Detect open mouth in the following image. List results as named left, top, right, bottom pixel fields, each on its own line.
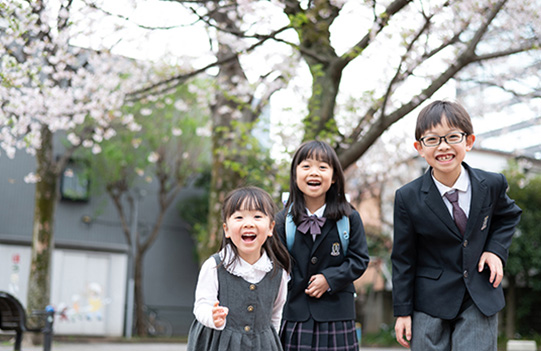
left=436, top=154, right=454, bottom=162
left=241, top=234, right=257, bottom=242
left=307, top=180, right=321, bottom=187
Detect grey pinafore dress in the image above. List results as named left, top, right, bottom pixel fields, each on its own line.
left=187, top=254, right=283, bottom=351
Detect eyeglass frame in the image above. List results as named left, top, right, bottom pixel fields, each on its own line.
left=418, top=132, right=468, bottom=147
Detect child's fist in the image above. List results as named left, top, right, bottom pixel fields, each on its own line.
left=212, top=301, right=229, bottom=328
left=305, top=274, right=329, bottom=299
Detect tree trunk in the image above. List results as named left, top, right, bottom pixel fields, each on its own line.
left=505, top=276, right=517, bottom=339
left=304, top=62, right=342, bottom=141
left=27, top=127, right=57, bottom=327
left=134, top=246, right=146, bottom=336
left=284, top=1, right=344, bottom=142
left=202, top=17, right=255, bottom=262
left=204, top=111, right=247, bottom=262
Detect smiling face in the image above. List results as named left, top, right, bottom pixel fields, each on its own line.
left=414, top=117, right=475, bottom=187
left=223, top=207, right=274, bottom=264
left=295, top=158, right=334, bottom=212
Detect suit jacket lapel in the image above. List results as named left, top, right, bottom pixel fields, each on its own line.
left=464, top=163, right=487, bottom=237
left=421, top=169, right=461, bottom=237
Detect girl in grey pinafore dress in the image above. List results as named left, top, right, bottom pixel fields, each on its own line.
left=188, top=254, right=283, bottom=351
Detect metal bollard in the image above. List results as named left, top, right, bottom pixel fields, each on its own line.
left=42, top=305, right=55, bottom=351
left=31, top=305, right=55, bottom=351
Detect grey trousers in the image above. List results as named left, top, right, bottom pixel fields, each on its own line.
left=411, top=305, right=497, bottom=351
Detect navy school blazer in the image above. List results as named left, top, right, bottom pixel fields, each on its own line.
left=276, top=207, right=370, bottom=322
left=391, top=162, right=522, bottom=319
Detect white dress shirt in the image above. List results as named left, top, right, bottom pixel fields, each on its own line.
left=432, top=165, right=472, bottom=217
left=192, top=245, right=288, bottom=331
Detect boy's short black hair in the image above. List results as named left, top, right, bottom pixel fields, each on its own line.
left=415, top=100, right=474, bottom=140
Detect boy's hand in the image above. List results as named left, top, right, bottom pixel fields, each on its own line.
left=212, top=301, right=229, bottom=328
left=305, top=274, right=329, bottom=299
left=394, top=316, right=412, bottom=348
left=478, top=252, right=503, bottom=288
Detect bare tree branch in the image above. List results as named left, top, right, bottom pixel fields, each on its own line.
left=338, top=0, right=517, bottom=168
left=340, top=0, right=413, bottom=67
left=83, top=0, right=190, bottom=30
left=126, top=24, right=290, bottom=101
left=458, top=77, right=541, bottom=100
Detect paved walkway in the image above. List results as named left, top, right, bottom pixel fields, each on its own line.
left=0, top=341, right=404, bottom=351
left=0, top=343, right=186, bottom=351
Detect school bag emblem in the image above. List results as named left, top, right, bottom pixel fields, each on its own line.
left=331, top=242, right=341, bottom=256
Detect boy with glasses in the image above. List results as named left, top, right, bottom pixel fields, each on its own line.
left=392, top=100, right=521, bottom=350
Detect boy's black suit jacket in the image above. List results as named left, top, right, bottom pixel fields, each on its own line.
left=276, top=207, right=369, bottom=322
left=392, top=162, right=522, bottom=319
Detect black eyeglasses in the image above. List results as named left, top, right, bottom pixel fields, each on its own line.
left=419, top=132, right=467, bottom=147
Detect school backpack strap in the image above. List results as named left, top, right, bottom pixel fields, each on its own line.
left=336, top=215, right=350, bottom=255
left=285, top=209, right=296, bottom=251
left=285, top=205, right=350, bottom=255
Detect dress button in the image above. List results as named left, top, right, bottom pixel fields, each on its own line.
left=249, top=284, right=256, bottom=291
left=244, top=325, right=251, bottom=332
left=463, top=270, right=468, bottom=278
left=463, top=240, right=468, bottom=248
left=247, top=305, right=254, bottom=312
left=311, top=256, right=318, bottom=264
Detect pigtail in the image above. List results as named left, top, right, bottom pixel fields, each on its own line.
left=219, top=186, right=289, bottom=274
left=264, top=232, right=291, bottom=276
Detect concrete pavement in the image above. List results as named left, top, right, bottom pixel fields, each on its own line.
left=0, top=340, right=405, bottom=351
left=0, top=342, right=405, bottom=351
left=0, top=343, right=187, bottom=351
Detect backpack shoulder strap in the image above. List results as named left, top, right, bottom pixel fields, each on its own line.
left=336, top=215, right=350, bottom=255
left=285, top=207, right=296, bottom=251
left=286, top=206, right=350, bottom=255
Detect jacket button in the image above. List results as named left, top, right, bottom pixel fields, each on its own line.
left=244, top=325, right=251, bottom=332
left=247, top=305, right=254, bottom=312
left=249, top=284, right=256, bottom=290
left=463, top=240, right=468, bottom=248
left=311, top=257, right=318, bottom=264
left=463, top=270, right=468, bottom=278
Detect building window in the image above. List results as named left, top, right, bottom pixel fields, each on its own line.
left=60, top=160, right=90, bottom=202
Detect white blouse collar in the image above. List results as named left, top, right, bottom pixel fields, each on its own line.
left=306, top=203, right=326, bottom=217
left=219, top=245, right=273, bottom=280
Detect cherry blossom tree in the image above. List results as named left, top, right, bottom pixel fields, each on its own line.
left=82, top=79, right=211, bottom=335
left=0, top=0, right=148, bottom=322
left=64, top=0, right=541, bottom=262
left=277, top=0, right=541, bottom=167
left=142, top=1, right=540, bottom=165
left=196, top=2, right=292, bottom=261
left=128, top=0, right=294, bottom=260
left=142, top=0, right=541, bottom=258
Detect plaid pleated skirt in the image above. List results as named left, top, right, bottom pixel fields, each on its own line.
left=280, top=318, right=359, bottom=351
